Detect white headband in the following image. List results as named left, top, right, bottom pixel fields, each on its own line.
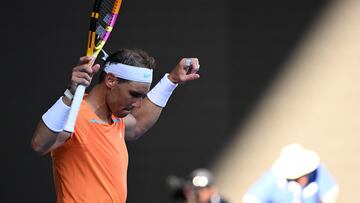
left=104, top=63, right=153, bottom=83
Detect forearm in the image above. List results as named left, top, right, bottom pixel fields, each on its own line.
left=126, top=97, right=162, bottom=140
left=31, top=96, right=72, bottom=154
left=31, top=121, right=71, bottom=155
left=126, top=73, right=178, bottom=140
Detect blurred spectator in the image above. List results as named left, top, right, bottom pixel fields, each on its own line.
left=243, top=143, right=339, bottom=203
left=167, top=168, right=228, bottom=203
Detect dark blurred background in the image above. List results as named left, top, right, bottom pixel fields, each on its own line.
left=1, top=0, right=327, bottom=202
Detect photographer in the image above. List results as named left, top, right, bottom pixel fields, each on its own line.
left=168, top=169, right=228, bottom=203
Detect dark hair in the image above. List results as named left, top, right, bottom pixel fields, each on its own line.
left=98, top=48, right=156, bottom=83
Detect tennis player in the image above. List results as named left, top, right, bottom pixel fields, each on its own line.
left=31, top=48, right=200, bottom=203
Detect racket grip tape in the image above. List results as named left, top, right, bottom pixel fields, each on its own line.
left=63, top=85, right=86, bottom=133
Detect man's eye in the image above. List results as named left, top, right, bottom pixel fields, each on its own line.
left=130, top=91, right=143, bottom=98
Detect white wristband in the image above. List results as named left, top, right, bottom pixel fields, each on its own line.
left=64, top=88, right=74, bottom=100
left=147, top=73, right=178, bottom=107
left=42, top=97, right=70, bottom=132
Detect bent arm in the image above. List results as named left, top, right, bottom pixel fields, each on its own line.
left=31, top=56, right=100, bottom=154
left=124, top=97, right=162, bottom=141
left=124, top=58, right=200, bottom=140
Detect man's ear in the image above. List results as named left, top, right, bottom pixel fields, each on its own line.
left=104, top=73, right=118, bottom=88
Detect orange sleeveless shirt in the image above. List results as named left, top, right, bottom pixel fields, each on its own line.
left=51, top=99, right=128, bottom=203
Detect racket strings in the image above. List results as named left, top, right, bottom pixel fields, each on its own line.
left=101, top=0, right=116, bottom=12
left=99, top=0, right=116, bottom=21
left=95, top=0, right=117, bottom=39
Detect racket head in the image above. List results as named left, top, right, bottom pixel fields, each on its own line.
left=87, top=0, right=122, bottom=59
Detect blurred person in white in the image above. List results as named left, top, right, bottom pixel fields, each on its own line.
left=243, top=143, right=339, bottom=203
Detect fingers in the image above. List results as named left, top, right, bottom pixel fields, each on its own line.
left=92, top=64, right=101, bottom=74
left=72, top=71, right=92, bottom=86
left=183, top=58, right=200, bottom=74
left=74, top=57, right=95, bottom=74
left=70, top=56, right=100, bottom=88
left=168, top=57, right=201, bottom=84
left=192, top=58, right=200, bottom=73
left=78, top=56, right=93, bottom=66
left=184, top=73, right=200, bottom=81
left=181, top=58, right=201, bottom=82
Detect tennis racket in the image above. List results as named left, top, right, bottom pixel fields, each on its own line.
left=64, top=0, right=122, bottom=132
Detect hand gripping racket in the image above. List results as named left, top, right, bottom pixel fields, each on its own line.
left=64, top=0, right=122, bottom=132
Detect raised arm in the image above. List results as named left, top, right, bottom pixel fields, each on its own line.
left=124, top=58, right=200, bottom=140
left=31, top=56, right=100, bottom=155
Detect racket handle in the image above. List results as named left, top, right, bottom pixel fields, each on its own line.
left=63, top=84, right=86, bottom=133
